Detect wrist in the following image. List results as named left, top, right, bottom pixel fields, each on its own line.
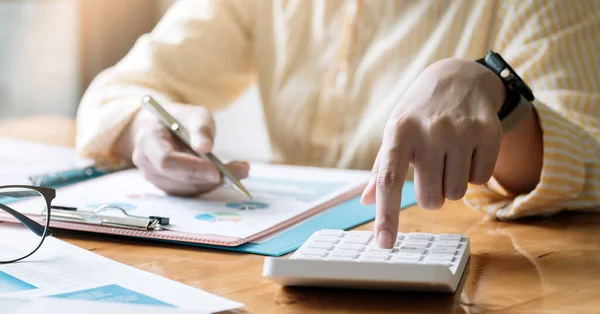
left=480, top=63, right=507, bottom=113
left=475, top=50, right=537, bottom=136
left=114, top=107, right=154, bottom=161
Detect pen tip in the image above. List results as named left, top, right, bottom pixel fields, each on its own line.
left=235, top=184, right=253, bottom=200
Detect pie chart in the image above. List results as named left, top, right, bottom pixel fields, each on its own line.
left=195, top=212, right=242, bottom=222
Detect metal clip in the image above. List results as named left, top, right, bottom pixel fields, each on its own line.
left=43, top=204, right=169, bottom=231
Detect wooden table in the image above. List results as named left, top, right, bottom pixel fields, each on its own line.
left=2, top=116, right=600, bottom=314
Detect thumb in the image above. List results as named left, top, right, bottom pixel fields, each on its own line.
left=360, top=177, right=376, bottom=205
left=361, top=154, right=380, bottom=205
left=188, top=111, right=216, bottom=154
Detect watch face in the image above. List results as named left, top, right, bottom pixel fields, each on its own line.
left=485, top=52, right=506, bottom=73
left=486, top=51, right=535, bottom=101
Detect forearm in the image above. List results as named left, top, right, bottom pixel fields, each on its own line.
left=492, top=102, right=544, bottom=195
left=463, top=0, right=599, bottom=218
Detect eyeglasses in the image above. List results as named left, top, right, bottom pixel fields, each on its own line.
left=0, top=185, right=55, bottom=264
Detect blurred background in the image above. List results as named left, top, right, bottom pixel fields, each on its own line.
left=0, top=0, right=272, bottom=162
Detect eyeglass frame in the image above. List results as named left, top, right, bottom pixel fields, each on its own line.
left=0, top=185, right=55, bottom=264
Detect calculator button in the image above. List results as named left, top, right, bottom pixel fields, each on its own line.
left=394, top=253, right=422, bottom=260
left=428, top=254, right=454, bottom=261
left=331, top=250, right=359, bottom=258
left=366, top=246, right=394, bottom=253
left=346, top=231, right=372, bottom=236
left=342, top=237, right=371, bottom=245
left=313, top=235, right=340, bottom=243
left=337, top=243, right=364, bottom=251
left=362, top=252, right=390, bottom=259
left=438, top=234, right=463, bottom=241
left=299, top=248, right=329, bottom=256
left=433, top=240, right=460, bottom=248
left=407, top=233, right=433, bottom=240
left=345, top=233, right=372, bottom=239
left=424, top=260, right=452, bottom=266
left=307, top=242, right=333, bottom=249
left=318, top=230, right=345, bottom=237
left=403, top=239, right=430, bottom=247
left=345, top=233, right=372, bottom=240
left=431, top=247, right=456, bottom=254
left=398, top=246, right=426, bottom=254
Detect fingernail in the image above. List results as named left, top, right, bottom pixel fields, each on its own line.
left=232, top=161, right=249, bottom=170
left=233, top=167, right=249, bottom=179
left=377, top=230, right=394, bottom=248
left=198, top=168, right=220, bottom=183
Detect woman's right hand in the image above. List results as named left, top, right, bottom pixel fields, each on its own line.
left=118, top=103, right=249, bottom=196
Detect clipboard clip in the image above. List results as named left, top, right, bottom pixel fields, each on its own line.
left=43, top=205, right=170, bottom=231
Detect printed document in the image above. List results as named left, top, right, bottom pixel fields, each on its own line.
left=21, top=163, right=369, bottom=239
left=1, top=297, right=212, bottom=314
left=0, top=137, right=91, bottom=186
left=0, top=225, right=242, bottom=312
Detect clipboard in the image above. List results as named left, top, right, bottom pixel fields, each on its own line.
left=3, top=164, right=372, bottom=248
left=40, top=183, right=417, bottom=257
left=1, top=164, right=417, bottom=256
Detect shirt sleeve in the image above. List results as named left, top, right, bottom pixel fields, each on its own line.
left=463, top=0, right=600, bottom=219
left=75, top=0, right=256, bottom=164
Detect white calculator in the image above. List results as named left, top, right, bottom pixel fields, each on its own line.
left=263, top=229, right=470, bottom=292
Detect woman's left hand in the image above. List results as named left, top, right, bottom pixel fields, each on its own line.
left=361, top=58, right=506, bottom=248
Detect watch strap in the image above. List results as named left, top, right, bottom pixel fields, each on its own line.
left=499, top=91, right=531, bottom=133
left=476, top=57, right=528, bottom=133
left=496, top=84, right=520, bottom=120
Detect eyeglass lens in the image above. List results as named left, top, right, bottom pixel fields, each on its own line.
left=0, top=187, right=50, bottom=263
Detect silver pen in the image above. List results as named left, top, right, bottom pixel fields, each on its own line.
left=141, top=95, right=253, bottom=199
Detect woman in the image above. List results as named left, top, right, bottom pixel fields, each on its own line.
left=76, top=0, right=600, bottom=248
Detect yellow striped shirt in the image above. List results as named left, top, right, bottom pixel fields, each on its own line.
left=76, top=0, right=600, bottom=219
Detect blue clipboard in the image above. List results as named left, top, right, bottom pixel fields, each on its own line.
left=187, top=181, right=416, bottom=256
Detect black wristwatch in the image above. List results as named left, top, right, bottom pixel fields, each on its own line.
left=476, top=50, right=535, bottom=133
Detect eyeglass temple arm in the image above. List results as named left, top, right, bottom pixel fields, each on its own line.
left=0, top=190, right=43, bottom=198
left=0, top=203, right=48, bottom=237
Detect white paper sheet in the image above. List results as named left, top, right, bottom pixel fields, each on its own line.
left=0, top=137, right=91, bottom=186
left=1, top=297, right=211, bottom=314
left=0, top=225, right=242, bottom=313
left=19, top=163, right=369, bottom=239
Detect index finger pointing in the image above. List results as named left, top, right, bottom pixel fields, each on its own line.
left=374, top=146, right=411, bottom=248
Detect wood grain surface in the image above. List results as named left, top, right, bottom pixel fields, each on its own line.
left=2, top=116, right=599, bottom=314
